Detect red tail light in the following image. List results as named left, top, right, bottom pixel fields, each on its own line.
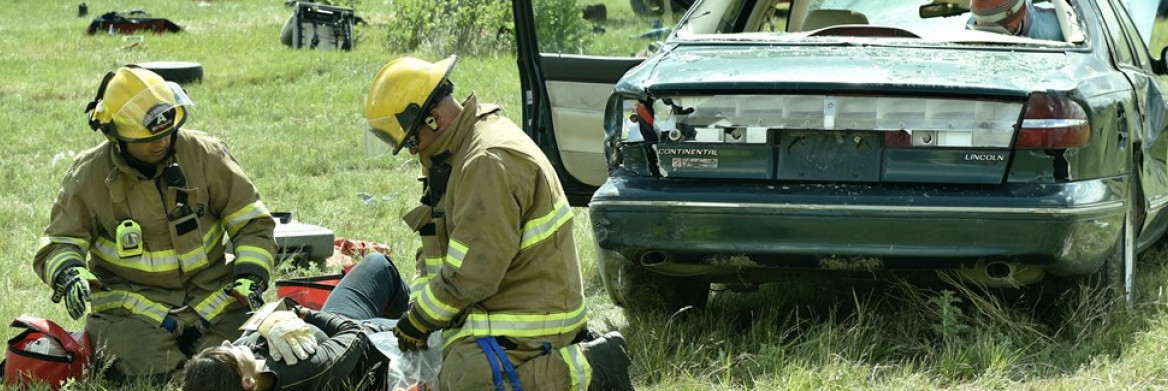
left=1015, top=93, right=1090, bottom=149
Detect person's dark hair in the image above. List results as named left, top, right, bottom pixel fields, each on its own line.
left=181, top=346, right=247, bottom=391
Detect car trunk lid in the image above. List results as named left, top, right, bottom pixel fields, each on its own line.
left=617, top=44, right=1074, bottom=184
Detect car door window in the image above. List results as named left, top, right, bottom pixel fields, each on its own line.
left=1112, top=0, right=1152, bottom=71
left=1093, top=0, right=1135, bottom=65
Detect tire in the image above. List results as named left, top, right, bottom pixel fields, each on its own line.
left=1084, top=179, right=1136, bottom=308
left=617, top=264, right=709, bottom=317
left=136, top=61, right=204, bottom=84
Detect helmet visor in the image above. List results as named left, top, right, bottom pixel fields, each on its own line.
left=364, top=115, right=417, bottom=157
left=112, top=82, right=193, bottom=141
left=364, top=122, right=394, bottom=158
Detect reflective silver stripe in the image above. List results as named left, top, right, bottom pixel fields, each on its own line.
left=45, top=250, right=84, bottom=281
left=590, top=199, right=1126, bottom=216
left=445, top=240, right=467, bottom=269
left=409, top=277, right=432, bottom=301
left=417, top=285, right=460, bottom=323
left=234, top=245, right=275, bottom=274
left=560, top=344, right=591, bottom=391
left=223, top=201, right=271, bottom=237
left=461, top=306, right=588, bottom=337
left=193, top=289, right=236, bottom=322
left=90, top=224, right=223, bottom=273
left=519, top=199, right=572, bottom=249
left=443, top=305, right=590, bottom=348
left=92, top=239, right=180, bottom=272
left=423, top=256, right=443, bottom=274
left=178, top=247, right=210, bottom=272
left=91, top=290, right=169, bottom=324
left=38, top=236, right=90, bottom=253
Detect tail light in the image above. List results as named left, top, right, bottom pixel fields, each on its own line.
left=1015, top=93, right=1090, bottom=149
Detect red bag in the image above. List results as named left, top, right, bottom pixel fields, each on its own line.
left=2, top=315, right=91, bottom=390
left=276, top=274, right=344, bottom=310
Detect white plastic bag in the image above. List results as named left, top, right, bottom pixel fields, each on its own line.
left=369, top=327, right=443, bottom=391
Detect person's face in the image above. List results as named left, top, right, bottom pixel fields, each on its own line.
left=409, top=109, right=447, bottom=155
left=221, top=340, right=258, bottom=379
left=124, top=135, right=172, bottom=164
left=410, top=125, right=439, bottom=155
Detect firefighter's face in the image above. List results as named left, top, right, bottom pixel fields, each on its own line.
left=124, top=135, right=172, bottom=164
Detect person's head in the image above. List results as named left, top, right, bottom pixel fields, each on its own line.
left=970, top=0, right=1031, bottom=36
left=181, top=341, right=259, bottom=391
left=364, top=55, right=459, bottom=156
left=85, top=65, right=192, bottom=163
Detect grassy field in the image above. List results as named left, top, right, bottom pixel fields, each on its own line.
left=6, top=1, right=1168, bottom=390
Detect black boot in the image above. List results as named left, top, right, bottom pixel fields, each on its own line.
left=582, top=331, right=634, bottom=391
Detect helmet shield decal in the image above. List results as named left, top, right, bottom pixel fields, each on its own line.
left=112, top=81, right=192, bottom=141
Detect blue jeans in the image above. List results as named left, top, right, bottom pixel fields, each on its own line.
left=320, top=253, right=410, bottom=321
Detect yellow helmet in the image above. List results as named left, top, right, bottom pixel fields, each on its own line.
left=365, top=55, right=457, bottom=155
left=86, top=66, right=192, bottom=143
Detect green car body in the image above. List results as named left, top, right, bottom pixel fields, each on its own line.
left=513, top=0, right=1168, bottom=313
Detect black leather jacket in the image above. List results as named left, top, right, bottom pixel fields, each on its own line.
left=235, top=310, right=388, bottom=391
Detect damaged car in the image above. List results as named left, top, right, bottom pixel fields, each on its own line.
left=512, top=0, right=1168, bottom=315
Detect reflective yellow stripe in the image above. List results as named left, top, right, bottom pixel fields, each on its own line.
left=445, top=240, right=467, bottom=269
left=424, top=256, right=443, bottom=274
left=193, top=289, right=237, bottom=322
left=443, top=304, right=589, bottom=348
left=223, top=201, right=271, bottom=237
left=417, top=284, right=460, bottom=323
left=45, top=250, right=84, bottom=280
left=89, top=224, right=223, bottom=273
left=410, top=257, right=443, bottom=301
left=91, top=290, right=169, bottom=324
left=234, top=245, right=275, bottom=274
left=560, top=344, right=591, bottom=391
left=38, top=236, right=90, bottom=252
left=409, top=277, right=431, bottom=301
left=519, top=199, right=572, bottom=249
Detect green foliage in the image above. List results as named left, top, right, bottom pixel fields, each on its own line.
left=928, top=289, right=971, bottom=344
left=384, top=0, right=591, bottom=55
left=532, top=0, right=593, bottom=53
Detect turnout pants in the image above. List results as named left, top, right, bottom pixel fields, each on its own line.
left=86, top=306, right=249, bottom=380
left=439, top=334, right=590, bottom=391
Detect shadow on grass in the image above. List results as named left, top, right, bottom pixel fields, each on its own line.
left=618, top=263, right=1164, bottom=389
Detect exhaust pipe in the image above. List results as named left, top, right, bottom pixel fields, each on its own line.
left=984, top=260, right=1014, bottom=280
left=639, top=251, right=668, bottom=267
left=954, top=258, right=1045, bottom=288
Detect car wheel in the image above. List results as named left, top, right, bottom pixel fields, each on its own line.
left=1088, top=180, right=1135, bottom=308
left=136, top=61, right=204, bottom=84
left=616, top=264, right=709, bottom=317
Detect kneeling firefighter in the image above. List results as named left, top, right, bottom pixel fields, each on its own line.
left=33, top=66, right=277, bottom=384
left=363, top=55, right=635, bottom=391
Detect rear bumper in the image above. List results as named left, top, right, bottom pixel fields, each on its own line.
left=590, top=175, right=1126, bottom=282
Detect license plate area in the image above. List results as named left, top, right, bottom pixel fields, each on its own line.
left=777, top=131, right=882, bottom=182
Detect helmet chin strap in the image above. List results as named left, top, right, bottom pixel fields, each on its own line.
left=117, top=132, right=178, bottom=178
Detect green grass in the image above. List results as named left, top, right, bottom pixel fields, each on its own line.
left=6, top=1, right=1168, bottom=390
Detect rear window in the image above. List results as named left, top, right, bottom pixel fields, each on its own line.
left=675, top=0, right=1083, bottom=45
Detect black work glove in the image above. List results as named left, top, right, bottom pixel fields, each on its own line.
left=393, top=309, right=432, bottom=351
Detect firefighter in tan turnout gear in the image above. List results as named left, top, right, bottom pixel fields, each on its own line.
left=33, top=66, right=277, bottom=384
left=364, top=56, right=634, bottom=391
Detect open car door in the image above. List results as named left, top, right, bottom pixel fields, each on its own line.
left=512, top=0, right=648, bottom=205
